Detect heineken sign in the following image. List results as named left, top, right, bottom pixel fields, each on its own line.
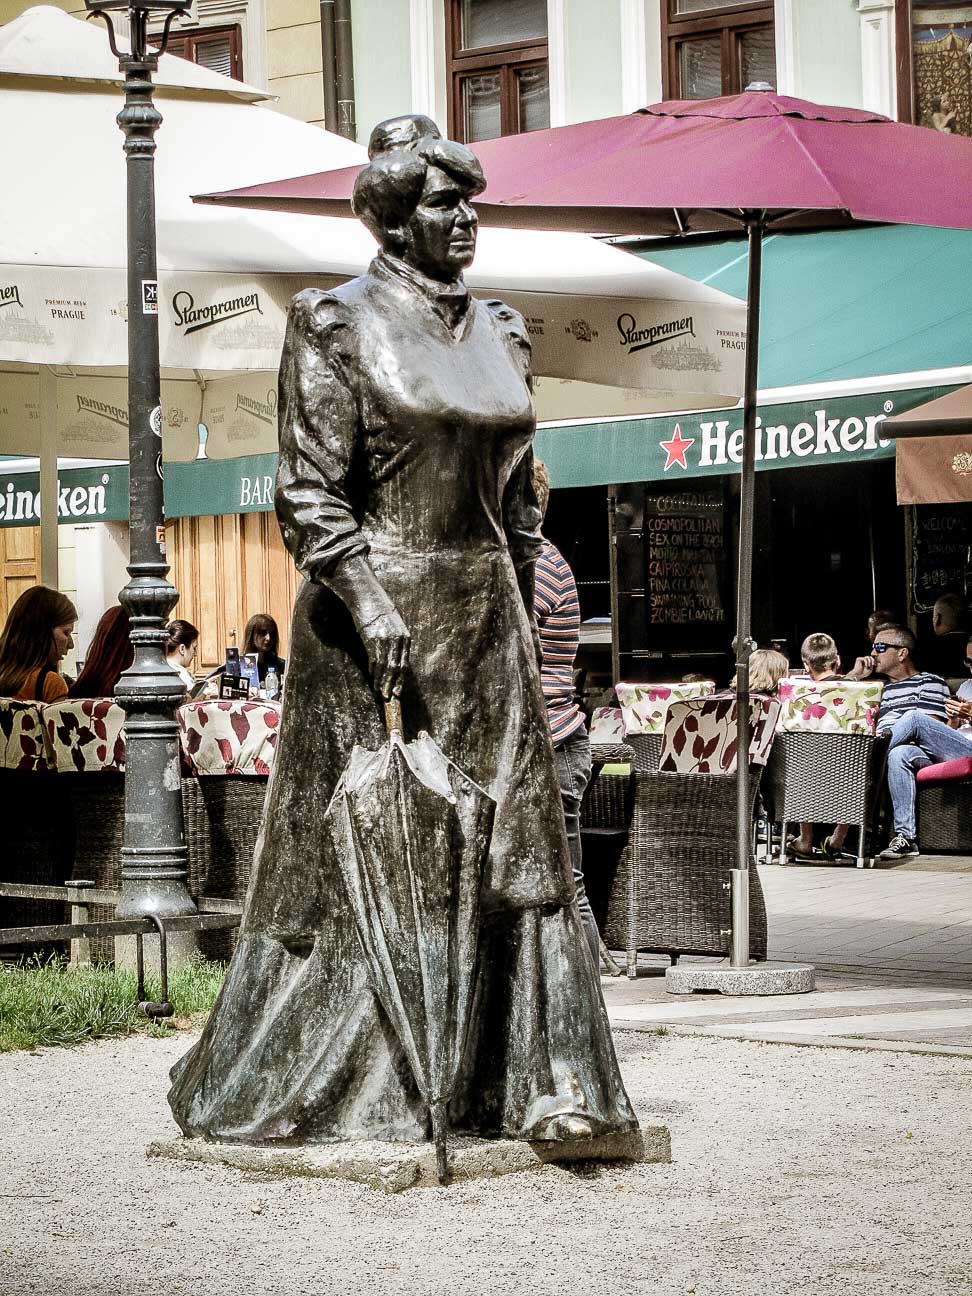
left=535, top=385, right=959, bottom=489
left=0, top=385, right=957, bottom=527
left=0, top=465, right=129, bottom=527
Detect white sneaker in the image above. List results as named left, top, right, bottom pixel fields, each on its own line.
left=878, top=834, right=919, bottom=861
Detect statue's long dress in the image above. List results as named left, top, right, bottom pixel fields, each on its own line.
left=168, top=256, right=637, bottom=1144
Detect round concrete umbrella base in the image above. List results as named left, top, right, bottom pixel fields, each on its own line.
left=665, top=960, right=816, bottom=997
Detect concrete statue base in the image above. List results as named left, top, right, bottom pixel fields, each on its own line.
left=147, top=1124, right=669, bottom=1194
left=666, top=960, right=816, bottom=997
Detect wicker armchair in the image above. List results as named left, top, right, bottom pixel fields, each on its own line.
left=601, top=695, right=780, bottom=977
left=580, top=742, right=633, bottom=977
left=2, top=771, right=74, bottom=959
left=916, top=759, right=972, bottom=853
left=764, top=678, right=887, bottom=868
left=1, top=700, right=69, bottom=957
left=763, top=732, right=889, bottom=868
left=178, top=701, right=279, bottom=956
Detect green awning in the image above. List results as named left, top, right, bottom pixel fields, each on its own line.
left=7, top=227, right=972, bottom=518
left=642, top=225, right=972, bottom=388
left=536, top=225, right=972, bottom=488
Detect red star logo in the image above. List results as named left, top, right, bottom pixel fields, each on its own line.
left=660, top=423, right=695, bottom=471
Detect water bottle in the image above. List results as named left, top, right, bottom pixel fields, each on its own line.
left=264, top=665, right=280, bottom=701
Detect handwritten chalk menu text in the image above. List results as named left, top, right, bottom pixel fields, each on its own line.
left=911, top=503, right=972, bottom=613
left=645, top=488, right=727, bottom=630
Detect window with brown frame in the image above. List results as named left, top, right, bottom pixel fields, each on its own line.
left=896, top=1, right=972, bottom=136
left=661, top=0, right=775, bottom=101
left=445, top=0, right=549, bottom=143
left=164, top=24, right=243, bottom=81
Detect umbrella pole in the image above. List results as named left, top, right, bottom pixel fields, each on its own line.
left=730, top=212, right=763, bottom=970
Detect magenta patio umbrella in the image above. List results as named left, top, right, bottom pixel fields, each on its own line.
left=197, top=89, right=972, bottom=973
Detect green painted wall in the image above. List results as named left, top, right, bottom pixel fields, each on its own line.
left=350, top=0, right=413, bottom=141
left=563, top=0, right=624, bottom=123
left=788, top=0, right=863, bottom=107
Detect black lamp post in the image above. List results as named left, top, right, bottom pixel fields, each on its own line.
left=86, top=0, right=197, bottom=953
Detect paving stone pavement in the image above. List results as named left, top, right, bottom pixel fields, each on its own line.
left=602, top=861, right=972, bottom=1054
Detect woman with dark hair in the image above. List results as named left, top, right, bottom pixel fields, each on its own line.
left=170, top=114, right=635, bottom=1150
left=164, top=619, right=199, bottom=689
left=0, top=585, right=77, bottom=702
left=242, top=613, right=285, bottom=684
left=69, top=606, right=133, bottom=699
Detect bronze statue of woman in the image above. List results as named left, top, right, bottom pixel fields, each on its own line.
left=168, top=115, right=637, bottom=1147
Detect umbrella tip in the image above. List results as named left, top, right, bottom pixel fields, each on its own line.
left=745, top=81, right=774, bottom=92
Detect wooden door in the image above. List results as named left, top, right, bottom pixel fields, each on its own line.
left=0, top=526, right=41, bottom=627
left=166, top=513, right=301, bottom=673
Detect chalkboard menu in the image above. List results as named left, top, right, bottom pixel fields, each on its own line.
left=644, top=487, right=728, bottom=642
left=911, top=504, right=972, bottom=612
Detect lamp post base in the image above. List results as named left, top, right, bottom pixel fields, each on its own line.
left=665, top=960, right=815, bottom=997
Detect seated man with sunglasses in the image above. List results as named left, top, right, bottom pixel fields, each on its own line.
left=856, top=625, right=969, bottom=860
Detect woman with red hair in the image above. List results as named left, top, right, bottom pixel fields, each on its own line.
left=69, top=605, right=133, bottom=699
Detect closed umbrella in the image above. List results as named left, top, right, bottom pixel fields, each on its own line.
left=322, top=700, right=495, bottom=1183
left=201, top=88, right=972, bottom=973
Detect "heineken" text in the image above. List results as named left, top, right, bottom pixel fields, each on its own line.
left=696, top=409, right=889, bottom=466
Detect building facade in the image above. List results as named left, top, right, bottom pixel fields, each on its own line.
left=1, top=0, right=966, bottom=673
left=0, top=2, right=934, bottom=138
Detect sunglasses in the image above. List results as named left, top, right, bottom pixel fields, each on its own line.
left=965, top=656, right=972, bottom=668
left=871, top=641, right=901, bottom=654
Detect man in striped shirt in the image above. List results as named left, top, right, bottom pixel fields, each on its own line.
left=857, top=625, right=964, bottom=859
left=532, top=460, right=599, bottom=964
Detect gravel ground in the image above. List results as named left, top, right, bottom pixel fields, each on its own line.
left=0, top=1028, right=969, bottom=1296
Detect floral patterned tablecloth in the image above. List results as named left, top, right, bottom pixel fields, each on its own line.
left=178, top=699, right=281, bottom=776
left=0, top=700, right=52, bottom=772
left=776, top=678, right=883, bottom=734
left=1, top=697, right=282, bottom=776
left=659, top=695, right=781, bottom=774
left=43, top=699, right=127, bottom=773
left=614, top=680, right=716, bottom=736
left=589, top=706, right=625, bottom=744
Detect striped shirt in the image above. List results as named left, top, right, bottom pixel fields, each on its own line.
left=535, top=539, right=584, bottom=746
left=876, top=671, right=949, bottom=728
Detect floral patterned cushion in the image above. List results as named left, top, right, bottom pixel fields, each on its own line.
left=659, top=695, right=782, bottom=774
left=614, top=680, right=716, bottom=737
left=178, top=699, right=281, bottom=776
left=776, top=678, right=883, bottom=735
left=589, top=706, right=625, bottom=743
left=43, top=699, right=127, bottom=773
left=0, top=699, right=53, bottom=772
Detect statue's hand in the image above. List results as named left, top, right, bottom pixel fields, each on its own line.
left=359, top=607, right=411, bottom=700
left=326, top=554, right=411, bottom=698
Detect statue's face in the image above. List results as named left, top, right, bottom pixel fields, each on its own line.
left=398, top=166, right=478, bottom=281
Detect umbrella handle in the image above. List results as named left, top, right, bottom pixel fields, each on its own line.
left=430, top=1099, right=449, bottom=1185
left=384, top=697, right=403, bottom=737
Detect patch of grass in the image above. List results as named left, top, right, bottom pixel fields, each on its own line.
left=0, top=955, right=226, bottom=1053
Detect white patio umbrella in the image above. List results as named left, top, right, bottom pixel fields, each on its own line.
left=1, top=6, right=746, bottom=575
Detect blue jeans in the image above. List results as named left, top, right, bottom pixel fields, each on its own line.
left=553, top=725, right=598, bottom=963
left=884, top=711, right=972, bottom=840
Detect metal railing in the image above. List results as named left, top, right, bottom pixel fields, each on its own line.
left=0, top=882, right=242, bottom=1020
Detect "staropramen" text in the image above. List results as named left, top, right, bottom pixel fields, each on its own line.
left=172, top=290, right=262, bottom=336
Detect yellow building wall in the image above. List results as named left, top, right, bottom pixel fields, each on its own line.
left=266, top=0, right=324, bottom=124
left=0, top=0, right=77, bottom=21
left=2, top=0, right=327, bottom=127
